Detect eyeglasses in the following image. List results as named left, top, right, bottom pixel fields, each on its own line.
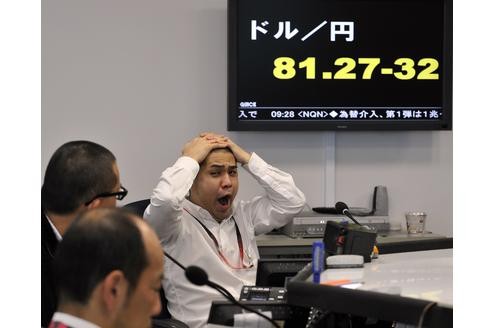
left=85, top=185, right=128, bottom=205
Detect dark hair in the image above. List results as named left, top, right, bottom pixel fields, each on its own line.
left=42, top=141, right=117, bottom=214
left=199, top=147, right=234, bottom=167
left=53, top=208, right=149, bottom=305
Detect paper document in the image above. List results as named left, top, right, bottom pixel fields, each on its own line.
left=233, top=311, right=273, bottom=328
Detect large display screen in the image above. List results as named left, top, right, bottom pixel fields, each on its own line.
left=228, top=0, right=452, bottom=131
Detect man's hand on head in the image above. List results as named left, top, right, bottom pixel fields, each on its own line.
left=225, top=138, right=251, bottom=165
left=182, top=134, right=228, bottom=163
left=199, top=132, right=227, bottom=142
left=195, top=132, right=252, bottom=165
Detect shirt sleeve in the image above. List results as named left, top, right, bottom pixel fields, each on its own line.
left=240, top=152, right=306, bottom=235
left=143, top=156, right=199, bottom=245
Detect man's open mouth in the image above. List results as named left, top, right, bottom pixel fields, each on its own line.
left=217, top=195, right=231, bottom=206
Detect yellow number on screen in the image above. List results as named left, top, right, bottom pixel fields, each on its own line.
left=358, top=58, right=380, bottom=79
left=273, top=57, right=296, bottom=79
left=334, top=57, right=356, bottom=79
left=417, top=58, right=439, bottom=80
left=298, top=57, right=316, bottom=79
left=394, top=58, right=416, bottom=80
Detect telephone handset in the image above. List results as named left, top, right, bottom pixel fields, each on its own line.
left=312, top=206, right=373, bottom=216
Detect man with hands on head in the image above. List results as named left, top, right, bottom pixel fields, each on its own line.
left=144, top=132, right=306, bottom=328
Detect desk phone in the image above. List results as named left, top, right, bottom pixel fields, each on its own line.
left=239, top=286, right=287, bottom=302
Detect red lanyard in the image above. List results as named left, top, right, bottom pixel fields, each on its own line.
left=184, top=208, right=253, bottom=269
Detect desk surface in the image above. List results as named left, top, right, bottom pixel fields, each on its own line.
left=287, top=248, right=453, bottom=326
left=321, top=248, right=453, bottom=307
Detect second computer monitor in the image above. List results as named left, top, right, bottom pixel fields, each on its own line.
left=256, top=258, right=311, bottom=287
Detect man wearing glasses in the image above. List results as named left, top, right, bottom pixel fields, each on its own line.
left=144, top=132, right=306, bottom=328
left=41, top=140, right=127, bottom=328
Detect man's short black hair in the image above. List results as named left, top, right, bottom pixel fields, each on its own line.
left=199, top=147, right=234, bottom=167
left=41, top=141, right=117, bottom=214
left=53, top=208, right=149, bottom=304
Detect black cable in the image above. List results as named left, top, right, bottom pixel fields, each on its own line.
left=417, top=301, right=436, bottom=328
left=208, top=280, right=236, bottom=300
left=163, top=251, right=186, bottom=271
left=206, top=280, right=280, bottom=327
left=223, top=295, right=281, bottom=328
left=164, top=251, right=280, bottom=327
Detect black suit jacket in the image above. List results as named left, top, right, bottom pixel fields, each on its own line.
left=41, top=211, right=59, bottom=328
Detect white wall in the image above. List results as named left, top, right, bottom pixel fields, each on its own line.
left=335, top=131, right=452, bottom=236
left=42, top=0, right=452, bottom=236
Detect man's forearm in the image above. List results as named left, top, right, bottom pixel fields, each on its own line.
left=144, top=156, right=199, bottom=243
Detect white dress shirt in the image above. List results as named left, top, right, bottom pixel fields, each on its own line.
left=144, top=152, right=306, bottom=328
left=46, top=214, right=62, bottom=241
left=50, top=312, right=101, bottom=328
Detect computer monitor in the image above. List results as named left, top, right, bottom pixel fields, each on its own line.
left=256, top=258, right=311, bottom=287
left=287, top=280, right=452, bottom=327
left=228, top=0, right=453, bottom=131
left=207, top=259, right=313, bottom=326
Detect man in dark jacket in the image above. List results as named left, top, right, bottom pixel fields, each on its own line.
left=41, top=141, right=126, bottom=327
left=48, top=208, right=163, bottom=328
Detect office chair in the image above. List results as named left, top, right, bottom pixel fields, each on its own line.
left=123, top=198, right=150, bottom=217
left=152, top=318, right=189, bottom=328
left=124, top=199, right=188, bottom=326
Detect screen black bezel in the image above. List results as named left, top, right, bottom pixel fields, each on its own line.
left=227, top=0, right=452, bottom=131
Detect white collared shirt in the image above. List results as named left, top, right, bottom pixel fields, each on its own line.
left=144, top=152, right=306, bottom=328
left=51, top=312, right=101, bottom=328
left=46, top=214, right=62, bottom=241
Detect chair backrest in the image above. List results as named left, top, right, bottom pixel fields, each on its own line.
left=152, top=318, right=189, bottom=328
left=154, top=287, right=172, bottom=320
left=123, top=199, right=174, bottom=320
left=123, top=199, right=150, bottom=217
